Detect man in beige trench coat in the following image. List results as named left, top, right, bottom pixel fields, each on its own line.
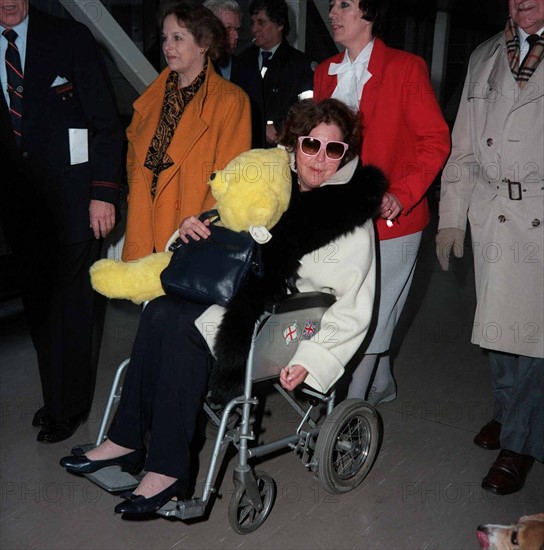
left=436, top=0, right=544, bottom=496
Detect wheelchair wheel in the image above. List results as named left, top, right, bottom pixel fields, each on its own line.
left=228, top=470, right=276, bottom=534
left=315, top=399, right=379, bottom=494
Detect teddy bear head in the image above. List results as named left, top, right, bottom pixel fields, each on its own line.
left=209, top=148, right=291, bottom=239
left=90, top=148, right=293, bottom=304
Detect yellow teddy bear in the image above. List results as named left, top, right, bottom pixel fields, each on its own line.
left=90, top=148, right=291, bottom=304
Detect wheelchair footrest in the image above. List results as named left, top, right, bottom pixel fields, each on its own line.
left=84, top=467, right=140, bottom=493
left=156, top=498, right=206, bottom=520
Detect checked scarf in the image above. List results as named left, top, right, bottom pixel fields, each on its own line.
left=505, top=17, right=544, bottom=88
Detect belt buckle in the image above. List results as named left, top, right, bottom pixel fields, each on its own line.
left=504, top=178, right=522, bottom=200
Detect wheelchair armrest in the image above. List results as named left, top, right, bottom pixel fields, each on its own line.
left=265, top=291, right=336, bottom=314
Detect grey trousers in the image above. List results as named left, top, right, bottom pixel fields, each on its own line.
left=490, top=350, right=544, bottom=462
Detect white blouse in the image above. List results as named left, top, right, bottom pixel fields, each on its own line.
left=329, top=40, right=375, bottom=110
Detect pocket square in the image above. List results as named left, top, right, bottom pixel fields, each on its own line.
left=54, top=82, right=73, bottom=95
left=51, top=76, right=69, bottom=87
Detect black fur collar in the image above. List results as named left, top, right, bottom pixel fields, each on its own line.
left=208, top=160, right=387, bottom=404
left=269, top=161, right=386, bottom=285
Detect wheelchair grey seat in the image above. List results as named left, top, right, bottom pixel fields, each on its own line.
left=250, top=291, right=336, bottom=382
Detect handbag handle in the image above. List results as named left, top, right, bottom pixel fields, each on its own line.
left=198, top=209, right=220, bottom=224
left=168, top=209, right=220, bottom=252
left=199, top=208, right=264, bottom=279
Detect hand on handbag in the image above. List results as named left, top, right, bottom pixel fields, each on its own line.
left=178, top=215, right=212, bottom=244
left=161, top=210, right=261, bottom=306
left=435, top=228, right=465, bottom=271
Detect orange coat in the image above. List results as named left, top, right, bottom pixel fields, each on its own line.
left=122, top=63, right=251, bottom=260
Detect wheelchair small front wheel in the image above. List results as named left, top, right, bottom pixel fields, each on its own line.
left=315, top=399, right=379, bottom=494
left=228, top=470, right=276, bottom=534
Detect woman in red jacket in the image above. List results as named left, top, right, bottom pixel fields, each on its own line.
left=314, top=0, right=450, bottom=404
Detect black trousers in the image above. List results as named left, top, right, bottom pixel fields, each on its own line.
left=108, top=295, right=214, bottom=480
left=17, top=238, right=101, bottom=421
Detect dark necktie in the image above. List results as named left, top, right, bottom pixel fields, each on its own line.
left=3, top=29, right=24, bottom=147
left=261, top=50, right=272, bottom=73
left=520, top=34, right=540, bottom=69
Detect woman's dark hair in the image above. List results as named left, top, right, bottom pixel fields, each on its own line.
left=278, top=99, right=362, bottom=167
left=159, top=1, right=227, bottom=61
left=249, top=0, right=290, bottom=38
left=359, top=0, right=388, bottom=37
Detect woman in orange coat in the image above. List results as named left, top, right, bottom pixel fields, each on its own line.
left=314, top=0, right=450, bottom=404
left=122, top=2, right=251, bottom=261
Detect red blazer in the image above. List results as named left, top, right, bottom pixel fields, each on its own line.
left=314, top=38, right=450, bottom=240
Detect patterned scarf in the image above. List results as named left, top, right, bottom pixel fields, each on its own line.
left=144, top=61, right=207, bottom=198
left=505, top=17, right=544, bottom=88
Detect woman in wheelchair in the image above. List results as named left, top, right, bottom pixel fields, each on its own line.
left=60, top=98, right=386, bottom=516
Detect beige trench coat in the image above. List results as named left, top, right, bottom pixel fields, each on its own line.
left=439, top=31, right=544, bottom=358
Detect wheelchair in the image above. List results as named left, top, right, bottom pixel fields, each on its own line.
left=77, top=291, right=381, bottom=534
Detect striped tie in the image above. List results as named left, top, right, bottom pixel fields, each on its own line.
left=3, top=29, right=24, bottom=147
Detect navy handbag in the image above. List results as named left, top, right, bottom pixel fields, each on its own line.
left=160, top=210, right=262, bottom=307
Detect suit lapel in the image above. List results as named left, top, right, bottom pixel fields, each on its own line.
left=152, top=67, right=211, bottom=199
left=23, top=11, right=56, bottom=102
left=519, top=58, right=544, bottom=104
left=262, top=41, right=287, bottom=103
left=263, top=40, right=287, bottom=83
left=487, top=40, right=518, bottom=102
left=0, top=90, right=16, bottom=150
left=0, top=89, right=8, bottom=118
left=322, top=52, right=342, bottom=98
left=359, top=38, right=384, bottom=137
left=157, top=100, right=207, bottom=195
left=485, top=37, right=544, bottom=105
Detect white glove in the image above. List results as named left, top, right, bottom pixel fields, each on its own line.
left=435, top=228, right=465, bottom=271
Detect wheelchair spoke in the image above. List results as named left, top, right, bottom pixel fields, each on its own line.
left=316, top=399, right=380, bottom=494
left=238, top=504, right=255, bottom=525
left=332, top=416, right=369, bottom=478
left=228, top=471, right=276, bottom=534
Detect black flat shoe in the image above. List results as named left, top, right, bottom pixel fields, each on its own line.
left=59, top=449, right=146, bottom=475
left=114, top=479, right=188, bottom=515
left=69, top=445, right=87, bottom=456
left=37, top=414, right=84, bottom=443
left=32, top=406, right=52, bottom=427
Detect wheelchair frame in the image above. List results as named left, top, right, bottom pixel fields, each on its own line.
left=83, top=292, right=380, bottom=534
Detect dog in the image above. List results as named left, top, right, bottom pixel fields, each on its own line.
left=477, top=513, right=544, bottom=550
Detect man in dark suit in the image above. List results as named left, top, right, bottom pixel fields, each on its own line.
left=204, top=0, right=265, bottom=148
left=0, top=0, right=123, bottom=442
left=204, top=0, right=243, bottom=81
left=237, top=0, right=314, bottom=147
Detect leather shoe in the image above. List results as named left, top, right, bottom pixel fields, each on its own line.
left=474, top=419, right=501, bottom=450
left=32, top=406, right=53, bottom=427
left=37, top=414, right=83, bottom=443
left=60, top=449, right=145, bottom=475
left=481, top=450, right=534, bottom=495
left=114, top=479, right=188, bottom=515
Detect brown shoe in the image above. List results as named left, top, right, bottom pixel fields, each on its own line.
left=474, top=419, right=501, bottom=450
left=481, top=450, right=534, bottom=495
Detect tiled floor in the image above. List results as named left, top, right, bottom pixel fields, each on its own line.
left=1, top=207, right=542, bottom=549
